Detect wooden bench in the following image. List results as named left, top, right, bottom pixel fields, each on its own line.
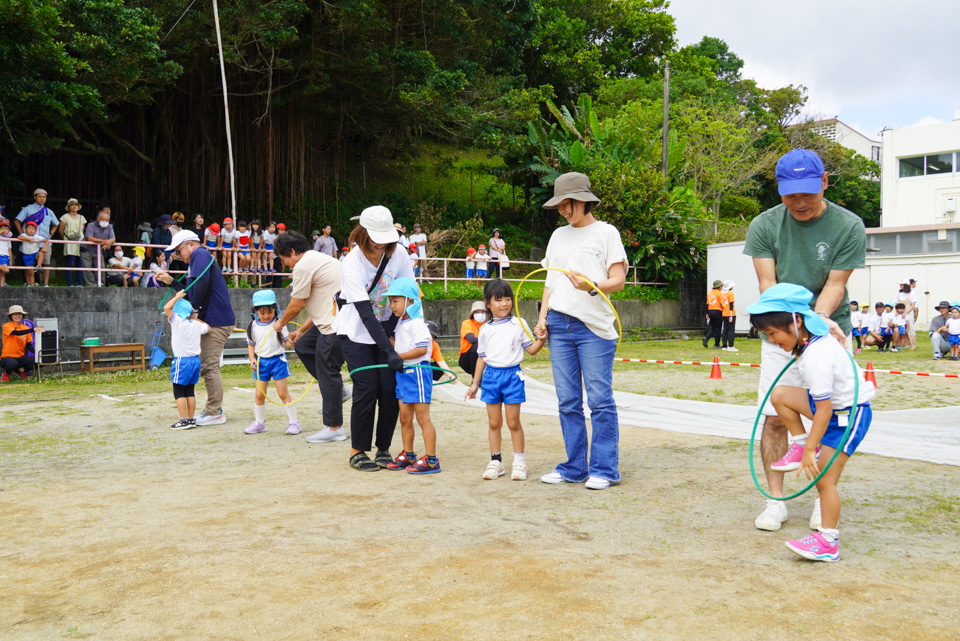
left=79, top=343, right=146, bottom=374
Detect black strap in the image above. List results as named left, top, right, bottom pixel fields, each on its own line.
left=335, top=252, right=389, bottom=308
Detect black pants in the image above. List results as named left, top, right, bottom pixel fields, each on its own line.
left=294, top=326, right=345, bottom=428
left=705, top=310, right=723, bottom=346
left=1, top=355, right=34, bottom=374
left=721, top=316, right=736, bottom=348
left=340, top=338, right=398, bottom=452
left=458, top=348, right=479, bottom=379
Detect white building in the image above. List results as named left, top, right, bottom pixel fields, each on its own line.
left=807, top=118, right=881, bottom=164
left=880, top=115, right=960, bottom=228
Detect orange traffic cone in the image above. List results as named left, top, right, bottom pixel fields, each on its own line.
left=708, top=355, right=722, bottom=379
left=864, top=361, right=879, bottom=388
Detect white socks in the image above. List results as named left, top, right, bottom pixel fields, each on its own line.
left=513, top=452, right=525, bottom=464
left=254, top=404, right=266, bottom=424
left=285, top=405, right=298, bottom=424
left=819, top=527, right=839, bottom=543
left=789, top=433, right=808, bottom=446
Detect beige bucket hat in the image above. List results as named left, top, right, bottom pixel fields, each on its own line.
left=6, top=305, right=28, bottom=317
left=542, top=172, right=601, bottom=209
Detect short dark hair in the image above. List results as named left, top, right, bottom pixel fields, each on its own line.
left=322, top=223, right=332, bottom=230
left=895, top=303, right=905, bottom=310
left=274, top=230, right=311, bottom=257
left=483, top=278, right=514, bottom=319
left=237, top=220, right=248, bottom=227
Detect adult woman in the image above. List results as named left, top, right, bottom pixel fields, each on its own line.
left=534, top=172, right=627, bottom=490
left=488, top=228, right=505, bottom=279
left=896, top=279, right=918, bottom=350
left=151, top=214, right=174, bottom=249
left=170, top=212, right=185, bottom=234
left=458, top=301, right=486, bottom=377
left=336, top=206, right=412, bottom=471
left=1, top=305, right=44, bottom=381
left=58, top=198, right=87, bottom=287
left=189, top=214, right=206, bottom=236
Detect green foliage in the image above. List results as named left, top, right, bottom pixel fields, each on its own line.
left=719, top=194, right=761, bottom=220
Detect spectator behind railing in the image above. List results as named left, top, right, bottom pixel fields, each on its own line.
left=151, top=214, right=174, bottom=250
left=58, top=198, right=87, bottom=287
left=0, top=218, right=12, bottom=286
left=81, top=205, right=116, bottom=286
left=14, top=188, right=59, bottom=287
left=18, top=220, right=50, bottom=287
left=106, top=245, right=140, bottom=288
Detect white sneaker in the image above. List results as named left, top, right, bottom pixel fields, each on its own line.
left=540, top=471, right=574, bottom=484
left=511, top=460, right=527, bottom=481
left=755, top=500, right=789, bottom=531
left=809, top=498, right=822, bottom=530
left=195, top=411, right=226, bottom=426
left=585, top=476, right=613, bottom=490
left=306, top=427, right=347, bottom=443
left=341, top=385, right=353, bottom=403
left=483, top=460, right=505, bottom=480
left=725, top=346, right=739, bottom=352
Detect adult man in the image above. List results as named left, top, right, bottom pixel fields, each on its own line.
left=273, top=231, right=350, bottom=443
left=157, top=230, right=236, bottom=425
left=313, top=224, right=338, bottom=258
left=15, top=189, right=59, bottom=286
left=743, top=148, right=866, bottom=532
left=929, top=300, right=951, bottom=359
left=80, top=205, right=116, bottom=286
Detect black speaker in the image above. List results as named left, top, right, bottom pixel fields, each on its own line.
left=39, top=330, right=58, bottom=364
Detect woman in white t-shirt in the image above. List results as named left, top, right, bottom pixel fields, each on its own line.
left=534, top=172, right=627, bottom=491
left=487, top=228, right=505, bottom=279
left=335, top=206, right=413, bottom=472
left=896, top=281, right=918, bottom=350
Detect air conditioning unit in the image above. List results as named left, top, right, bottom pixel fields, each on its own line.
left=946, top=197, right=957, bottom=213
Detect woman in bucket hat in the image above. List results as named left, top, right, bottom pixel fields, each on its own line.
left=58, top=199, right=87, bottom=287
left=1, top=305, right=45, bottom=381
left=534, top=172, right=628, bottom=490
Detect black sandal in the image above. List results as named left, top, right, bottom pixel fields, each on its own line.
left=349, top=452, right=379, bottom=472
left=374, top=449, right=393, bottom=469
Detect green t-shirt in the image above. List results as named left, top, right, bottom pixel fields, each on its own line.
left=743, top=200, right=866, bottom=335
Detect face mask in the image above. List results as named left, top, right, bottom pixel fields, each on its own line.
left=474, top=313, right=487, bottom=323
left=114, top=253, right=123, bottom=259
left=99, top=221, right=109, bottom=228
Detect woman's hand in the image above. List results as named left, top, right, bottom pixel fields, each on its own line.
left=564, top=269, right=595, bottom=293
left=797, top=446, right=821, bottom=480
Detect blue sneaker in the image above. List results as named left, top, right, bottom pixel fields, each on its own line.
left=407, top=456, right=441, bottom=475
left=196, top=411, right=226, bottom=426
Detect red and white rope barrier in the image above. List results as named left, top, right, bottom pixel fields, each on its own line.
left=613, top=358, right=958, bottom=378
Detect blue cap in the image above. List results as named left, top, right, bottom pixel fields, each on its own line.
left=252, top=290, right=277, bottom=307
left=383, top=277, right=422, bottom=319
left=775, top=149, right=825, bottom=196
left=173, top=299, right=195, bottom=320
left=745, top=283, right=829, bottom=336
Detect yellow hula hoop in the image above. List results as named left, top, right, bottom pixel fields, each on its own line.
left=254, top=320, right=313, bottom=407
left=514, top=267, right=623, bottom=351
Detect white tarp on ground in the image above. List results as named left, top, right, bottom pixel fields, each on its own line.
left=435, top=376, right=960, bottom=467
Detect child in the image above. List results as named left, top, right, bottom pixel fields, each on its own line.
left=243, top=290, right=300, bottom=434
left=465, top=247, right=476, bottom=284
left=218, top=218, right=237, bottom=273
left=863, top=302, right=884, bottom=350
left=408, top=244, right=419, bottom=276
left=943, top=306, right=960, bottom=361
left=18, top=220, right=49, bottom=287
left=235, top=220, right=253, bottom=273
left=475, top=244, right=490, bottom=279
left=849, top=301, right=862, bottom=353
left=466, top=279, right=547, bottom=481
left=339, top=246, right=349, bottom=263
left=144, top=248, right=166, bottom=287
left=879, top=303, right=896, bottom=352
left=747, top=283, right=876, bottom=563
left=261, top=221, right=278, bottom=272
left=164, top=290, right=210, bottom=430
left=107, top=246, right=139, bottom=287
left=0, top=218, right=12, bottom=287
left=383, top=277, right=440, bottom=474
left=204, top=222, right=220, bottom=254
left=249, top=220, right=263, bottom=273
left=892, top=303, right=908, bottom=352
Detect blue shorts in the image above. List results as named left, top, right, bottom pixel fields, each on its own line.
left=205, top=241, right=218, bottom=250
left=949, top=334, right=960, bottom=346
left=466, top=268, right=474, bottom=279
left=253, top=354, right=290, bottom=381
left=480, top=364, right=526, bottom=405
left=221, top=242, right=233, bottom=249
left=239, top=249, right=250, bottom=256
left=171, top=355, right=201, bottom=385
left=22, top=252, right=38, bottom=266
left=476, top=269, right=487, bottom=278
left=881, top=328, right=892, bottom=336
left=807, top=393, right=871, bottom=456
left=264, top=244, right=274, bottom=252
left=396, top=364, right=432, bottom=404
left=0, top=256, right=9, bottom=266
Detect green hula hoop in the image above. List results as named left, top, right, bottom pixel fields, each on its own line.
left=348, top=363, right=459, bottom=386
left=749, top=350, right=860, bottom=501
left=156, top=252, right=218, bottom=311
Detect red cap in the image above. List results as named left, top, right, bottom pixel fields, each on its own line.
left=223, top=217, right=233, bottom=224
left=276, top=223, right=286, bottom=230
left=478, top=244, right=486, bottom=249
left=467, top=247, right=476, bottom=255
left=208, top=223, right=220, bottom=234
left=342, top=246, right=348, bottom=251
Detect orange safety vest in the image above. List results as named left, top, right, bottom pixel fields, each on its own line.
left=706, top=288, right=724, bottom=311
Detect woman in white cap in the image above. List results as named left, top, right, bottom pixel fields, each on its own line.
left=335, top=206, right=413, bottom=471
left=721, top=279, right=737, bottom=352
left=1, top=305, right=45, bottom=381
left=534, top=172, right=627, bottom=490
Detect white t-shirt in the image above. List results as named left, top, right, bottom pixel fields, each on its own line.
left=247, top=319, right=290, bottom=359
left=409, top=253, right=418, bottom=271
left=335, top=247, right=415, bottom=344
left=475, top=251, right=489, bottom=271
left=169, top=314, right=210, bottom=358
left=408, top=232, right=427, bottom=258
left=219, top=227, right=239, bottom=246
left=849, top=310, right=861, bottom=329
left=398, top=234, right=409, bottom=249
left=20, top=232, right=44, bottom=255
left=894, top=312, right=908, bottom=329
left=867, top=312, right=882, bottom=333
left=204, top=229, right=219, bottom=246
left=542, top=220, right=628, bottom=340
left=236, top=229, right=251, bottom=250
left=0, top=230, right=12, bottom=257
left=394, top=317, right=431, bottom=365
left=262, top=230, right=278, bottom=248
left=880, top=310, right=896, bottom=331
left=477, top=317, right=533, bottom=368
left=897, top=290, right=918, bottom=315
left=945, top=317, right=960, bottom=336
left=290, top=250, right=340, bottom=334
left=108, top=255, right=135, bottom=276
left=799, top=335, right=876, bottom=409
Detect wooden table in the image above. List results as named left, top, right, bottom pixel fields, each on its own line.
left=79, top=343, right=146, bottom=374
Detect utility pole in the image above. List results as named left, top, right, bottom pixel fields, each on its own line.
left=661, top=60, right=670, bottom=182
left=212, top=0, right=237, bottom=219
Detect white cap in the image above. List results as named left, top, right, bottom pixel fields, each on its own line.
left=356, top=206, right=399, bottom=244
left=165, top=229, right=200, bottom=252
left=723, top=279, right=735, bottom=289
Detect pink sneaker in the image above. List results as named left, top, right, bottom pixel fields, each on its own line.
left=244, top=421, right=266, bottom=434
left=771, top=443, right=820, bottom=472
left=285, top=422, right=301, bottom=435
left=784, top=532, right=839, bottom=562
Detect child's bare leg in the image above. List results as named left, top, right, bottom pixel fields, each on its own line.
left=503, top=403, right=525, bottom=454
left=186, top=395, right=196, bottom=418
left=814, top=446, right=849, bottom=530
left=254, top=381, right=266, bottom=405
left=398, top=401, right=416, bottom=453
left=769, top=386, right=813, bottom=437
left=25, top=267, right=34, bottom=286
left=486, top=402, right=504, bottom=454
left=414, top=404, right=436, bottom=457
left=274, top=378, right=293, bottom=404
left=0, top=265, right=7, bottom=286
left=176, top=397, right=189, bottom=419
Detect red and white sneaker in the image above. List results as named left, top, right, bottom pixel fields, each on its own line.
left=386, top=450, right=416, bottom=471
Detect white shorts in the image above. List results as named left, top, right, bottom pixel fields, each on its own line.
left=757, top=333, right=853, bottom=417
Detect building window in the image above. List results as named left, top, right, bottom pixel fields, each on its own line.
left=899, top=152, right=958, bottom=178
left=927, top=153, right=954, bottom=175
left=899, top=156, right=924, bottom=177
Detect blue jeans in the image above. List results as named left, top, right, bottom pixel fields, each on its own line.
left=64, top=255, right=81, bottom=286
left=547, top=310, right=620, bottom=482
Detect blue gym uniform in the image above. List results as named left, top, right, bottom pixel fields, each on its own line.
left=254, top=354, right=290, bottom=382
left=171, top=355, right=201, bottom=385
left=480, top=364, right=526, bottom=404
left=806, top=392, right=872, bottom=456
left=396, top=364, right=433, bottom=404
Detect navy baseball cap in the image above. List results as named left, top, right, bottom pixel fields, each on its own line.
left=775, top=149, right=825, bottom=196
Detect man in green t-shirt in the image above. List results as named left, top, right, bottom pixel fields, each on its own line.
left=743, top=148, right=866, bottom=532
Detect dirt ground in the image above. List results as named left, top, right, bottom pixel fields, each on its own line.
left=2, top=370, right=959, bottom=641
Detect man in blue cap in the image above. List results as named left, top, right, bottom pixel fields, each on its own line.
left=744, top=148, right=866, bottom=532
